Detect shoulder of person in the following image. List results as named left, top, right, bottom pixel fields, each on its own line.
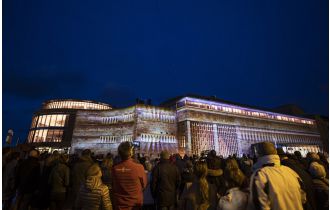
left=99, top=184, right=109, bottom=192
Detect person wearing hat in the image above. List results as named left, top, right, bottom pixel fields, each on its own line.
left=308, top=162, right=329, bottom=210
left=112, top=141, right=147, bottom=210
left=76, top=164, right=112, bottom=210
left=247, top=142, right=306, bottom=210
left=151, top=150, right=181, bottom=210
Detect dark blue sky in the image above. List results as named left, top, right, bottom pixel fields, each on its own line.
left=3, top=0, right=329, bottom=144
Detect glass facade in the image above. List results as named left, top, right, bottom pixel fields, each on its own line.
left=28, top=114, right=68, bottom=143
left=43, top=100, right=111, bottom=110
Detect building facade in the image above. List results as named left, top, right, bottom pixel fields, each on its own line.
left=174, top=97, right=321, bottom=157
left=26, top=96, right=324, bottom=156
left=26, top=99, right=112, bottom=153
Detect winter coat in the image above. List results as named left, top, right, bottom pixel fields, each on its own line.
left=281, top=157, right=317, bottom=210
left=72, top=156, right=94, bottom=193
left=248, top=155, right=306, bottom=210
left=217, top=187, right=248, bottom=210
left=311, top=178, right=329, bottom=210
left=180, top=181, right=218, bottom=210
left=76, top=175, right=112, bottom=210
left=180, top=167, right=195, bottom=196
left=151, top=159, right=181, bottom=207
left=49, top=162, right=70, bottom=193
left=3, top=159, right=18, bottom=199
left=207, top=168, right=226, bottom=196
left=16, top=156, right=41, bottom=194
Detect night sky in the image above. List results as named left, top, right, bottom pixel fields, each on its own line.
left=3, top=0, right=329, bottom=145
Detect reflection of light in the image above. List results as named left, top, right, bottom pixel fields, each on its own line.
left=177, top=97, right=315, bottom=125
left=44, top=100, right=112, bottom=110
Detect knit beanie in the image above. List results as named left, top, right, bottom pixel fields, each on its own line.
left=255, top=142, right=277, bottom=157
left=86, top=164, right=102, bottom=177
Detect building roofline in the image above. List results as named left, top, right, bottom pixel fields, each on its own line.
left=160, top=94, right=316, bottom=120
left=42, top=99, right=112, bottom=109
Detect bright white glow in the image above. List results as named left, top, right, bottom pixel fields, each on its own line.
left=177, top=97, right=315, bottom=125
left=33, top=114, right=67, bottom=128
left=99, top=135, right=133, bottom=143
left=139, top=133, right=177, bottom=143
left=44, top=100, right=112, bottom=110
left=102, top=113, right=134, bottom=124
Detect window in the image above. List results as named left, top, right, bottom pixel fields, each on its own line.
left=34, top=114, right=67, bottom=128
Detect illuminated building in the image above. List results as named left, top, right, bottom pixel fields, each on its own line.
left=26, top=99, right=112, bottom=153
left=26, top=96, right=324, bottom=156
left=168, top=96, right=322, bottom=157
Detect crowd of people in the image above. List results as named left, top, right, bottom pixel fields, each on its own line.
left=2, top=141, right=329, bottom=210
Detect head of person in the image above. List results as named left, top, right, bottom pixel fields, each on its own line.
left=81, top=149, right=92, bottom=157
left=102, top=157, right=113, bottom=169
left=29, top=149, right=40, bottom=158
left=86, top=163, right=102, bottom=178
left=225, top=158, right=240, bottom=171
left=160, top=150, right=170, bottom=161
left=52, top=150, right=59, bottom=156
left=59, top=154, right=69, bottom=163
left=208, top=150, right=217, bottom=158
left=194, top=161, right=208, bottom=179
left=294, top=151, right=302, bottom=159
left=85, top=164, right=103, bottom=189
left=255, top=142, right=277, bottom=158
left=309, top=162, right=326, bottom=179
left=307, top=152, right=320, bottom=163
left=186, top=160, right=193, bottom=169
left=118, top=141, right=134, bottom=160
left=224, top=166, right=246, bottom=190
left=144, top=161, right=152, bottom=172
left=276, top=148, right=287, bottom=160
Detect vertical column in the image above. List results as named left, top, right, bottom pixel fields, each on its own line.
left=271, top=130, right=277, bottom=147
left=235, top=126, right=242, bottom=156
left=186, top=121, right=192, bottom=155
left=213, top=124, right=220, bottom=155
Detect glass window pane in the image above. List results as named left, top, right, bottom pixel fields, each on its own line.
left=55, top=115, right=66, bottom=126
left=45, top=115, right=51, bottom=127
left=46, top=130, right=54, bottom=142
left=53, top=130, right=63, bottom=142
left=41, top=115, right=47, bottom=126
left=37, top=116, right=43, bottom=127
left=31, top=116, right=38, bottom=128
left=42, top=129, right=47, bottom=142
left=49, top=115, right=57, bottom=126
left=34, top=130, right=40, bottom=142
left=62, top=115, right=67, bottom=125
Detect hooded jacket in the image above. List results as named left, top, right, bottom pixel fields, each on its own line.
left=76, top=165, right=112, bottom=210
left=248, top=155, right=306, bottom=210
left=309, top=162, right=329, bottom=210
left=217, top=187, right=248, bottom=210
